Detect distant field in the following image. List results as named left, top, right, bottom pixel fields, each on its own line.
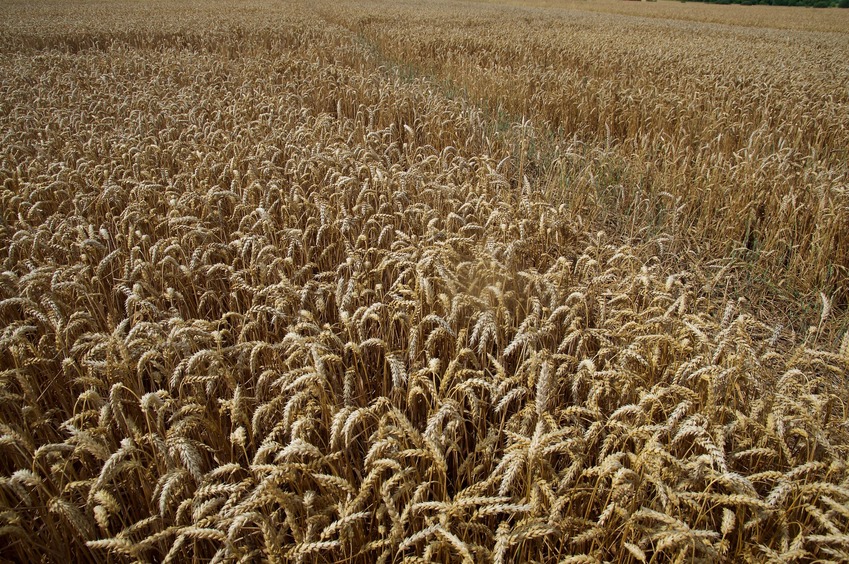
left=1, top=0, right=848, bottom=562
left=483, top=0, right=849, bottom=31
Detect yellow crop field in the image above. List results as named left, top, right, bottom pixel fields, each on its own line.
left=1, top=0, right=847, bottom=561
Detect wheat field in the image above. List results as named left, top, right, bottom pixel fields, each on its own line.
left=1, top=0, right=848, bottom=562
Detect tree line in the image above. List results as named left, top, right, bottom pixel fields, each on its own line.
left=682, top=0, right=849, bottom=7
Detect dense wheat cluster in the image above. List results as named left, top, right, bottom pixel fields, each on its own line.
left=1, top=0, right=848, bottom=562
left=336, top=1, right=849, bottom=303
